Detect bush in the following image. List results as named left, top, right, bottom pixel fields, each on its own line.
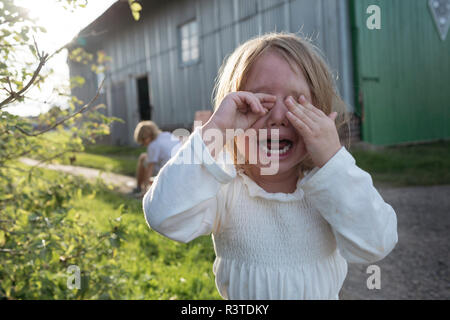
left=0, top=0, right=133, bottom=299
left=0, top=162, right=130, bottom=299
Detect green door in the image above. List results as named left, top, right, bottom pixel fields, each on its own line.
left=350, top=0, right=450, bottom=145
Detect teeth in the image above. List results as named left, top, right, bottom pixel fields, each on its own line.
left=261, top=143, right=292, bottom=155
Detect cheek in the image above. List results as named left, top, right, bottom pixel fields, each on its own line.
left=289, top=135, right=307, bottom=165
left=295, top=136, right=307, bottom=154
left=296, top=135, right=305, bottom=148
left=235, top=134, right=256, bottom=160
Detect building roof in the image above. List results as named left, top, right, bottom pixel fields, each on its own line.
left=78, top=0, right=127, bottom=37
left=67, top=0, right=131, bottom=49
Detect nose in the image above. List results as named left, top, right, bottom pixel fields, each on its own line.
left=267, top=97, right=289, bottom=127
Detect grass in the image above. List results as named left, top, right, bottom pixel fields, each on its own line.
left=80, top=139, right=450, bottom=187
left=42, top=130, right=450, bottom=187
left=42, top=131, right=145, bottom=177
left=349, top=140, right=450, bottom=187
left=11, top=137, right=449, bottom=299
left=66, top=137, right=447, bottom=299
left=59, top=153, right=139, bottom=177
left=70, top=186, right=221, bottom=299
left=11, top=162, right=221, bottom=299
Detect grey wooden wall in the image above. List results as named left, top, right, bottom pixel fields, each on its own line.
left=72, top=0, right=354, bottom=145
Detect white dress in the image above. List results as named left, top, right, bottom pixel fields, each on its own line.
left=142, top=127, right=398, bottom=300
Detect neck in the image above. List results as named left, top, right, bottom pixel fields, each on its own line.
left=244, top=165, right=303, bottom=194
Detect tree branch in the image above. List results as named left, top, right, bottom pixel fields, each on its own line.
left=0, top=53, right=48, bottom=109
left=13, top=79, right=104, bottom=137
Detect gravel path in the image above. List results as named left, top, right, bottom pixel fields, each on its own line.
left=20, top=158, right=137, bottom=194
left=340, top=184, right=450, bottom=300
left=21, top=158, right=450, bottom=299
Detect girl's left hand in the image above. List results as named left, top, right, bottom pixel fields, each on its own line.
left=285, top=95, right=342, bottom=168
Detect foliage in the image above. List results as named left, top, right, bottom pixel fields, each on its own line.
left=0, top=0, right=219, bottom=300
left=69, top=185, right=221, bottom=299
left=2, top=164, right=221, bottom=299
left=0, top=166, right=129, bottom=299
left=128, top=0, right=143, bottom=21
left=0, top=0, right=140, bottom=299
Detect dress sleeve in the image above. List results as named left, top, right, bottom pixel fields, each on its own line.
left=142, top=127, right=236, bottom=243
left=301, top=146, right=398, bottom=264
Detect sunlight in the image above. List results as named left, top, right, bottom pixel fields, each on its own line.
left=15, top=0, right=111, bottom=50
left=15, top=0, right=117, bottom=54
left=6, top=0, right=117, bottom=116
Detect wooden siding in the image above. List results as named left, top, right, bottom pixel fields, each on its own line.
left=71, top=0, right=355, bottom=145
left=351, top=0, right=450, bottom=145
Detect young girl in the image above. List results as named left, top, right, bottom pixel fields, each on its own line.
left=143, top=33, right=398, bottom=300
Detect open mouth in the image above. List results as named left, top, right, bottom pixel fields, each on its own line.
left=259, top=139, right=294, bottom=156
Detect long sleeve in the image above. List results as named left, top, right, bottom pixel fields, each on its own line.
left=301, top=147, right=398, bottom=264
left=142, top=127, right=236, bottom=243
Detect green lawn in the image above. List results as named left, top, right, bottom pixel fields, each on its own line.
left=42, top=131, right=145, bottom=177
left=59, top=152, right=139, bottom=177
left=70, top=186, right=220, bottom=299
left=349, top=140, right=450, bottom=187
left=42, top=131, right=450, bottom=186
left=5, top=162, right=221, bottom=299
left=8, top=137, right=449, bottom=299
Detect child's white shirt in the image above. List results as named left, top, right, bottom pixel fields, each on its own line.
left=146, top=131, right=181, bottom=175
left=142, top=127, right=398, bottom=300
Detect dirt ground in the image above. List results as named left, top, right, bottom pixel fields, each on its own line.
left=339, top=183, right=450, bottom=300
left=21, top=158, right=450, bottom=299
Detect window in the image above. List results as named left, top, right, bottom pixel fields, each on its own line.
left=179, top=19, right=199, bottom=65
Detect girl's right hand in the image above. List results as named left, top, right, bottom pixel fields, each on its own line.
left=204, top=91, right=277, bottom=135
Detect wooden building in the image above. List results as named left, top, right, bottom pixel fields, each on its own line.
left=68, top=0, right=450, bottom=146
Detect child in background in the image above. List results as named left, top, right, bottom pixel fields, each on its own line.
left=133, top=120, right=181, bottom=195
left=143, top=33, right=398, bottom=299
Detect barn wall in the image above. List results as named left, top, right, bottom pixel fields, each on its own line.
left=351, top=0, right=450, bottom=145
left=71, top=0, right=355, bottom=145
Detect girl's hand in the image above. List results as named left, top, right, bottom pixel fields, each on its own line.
left=285, top=95, right=342, bottom=168
left=204, top=91, right=277, bottom=135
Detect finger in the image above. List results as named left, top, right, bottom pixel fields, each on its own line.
left=298, top=95, right=325, bottom=118
left=254, top=92, right=277, bottom=103
left=250, top=94, right=267, bottom=115
left=296, top=96, right=323, bottom=121
left=285, top=97, right=317, bottom=129
left=254, top=93, right=276, bottom=113
left=286, top=111, right=312, bottom=136
left=237, top=92, right=265, bottom=115
left=261, top=101, right=276, bottom=110
left=329, top=112, right=338, bottom=121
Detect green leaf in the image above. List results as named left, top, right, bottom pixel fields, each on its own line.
left=0, top=230, right=6, bottom=246
left=132, top=11, right=140, bottom=20
left=130, top=2, right=142, bottom=11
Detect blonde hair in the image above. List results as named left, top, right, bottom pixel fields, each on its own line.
left=212, top=32, right=351, bottom=173
left=134, top=120, right=161, bottom=145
